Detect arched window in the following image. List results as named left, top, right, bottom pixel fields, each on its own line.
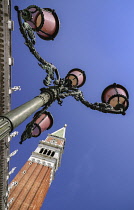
left=39, top=148, right=44, bottom=154
left=47, top=150, right=51, bottom=156
left=51, top=151, right=55, bottom=157
left=43, top=149, right=48, bottom=154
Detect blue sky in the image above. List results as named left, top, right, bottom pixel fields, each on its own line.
left=10, top=1, right=134, bottom=210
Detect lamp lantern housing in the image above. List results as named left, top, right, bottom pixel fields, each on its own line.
left=101, top=83, right=129, bottom=111
left=22, top=5, right=60, bottom=40
left=65, top=68, right=86, bottom=88
left=32, top=111, right=53, bottom=137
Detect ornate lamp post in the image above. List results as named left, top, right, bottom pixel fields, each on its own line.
left=0, top=5, right=129, bottom=144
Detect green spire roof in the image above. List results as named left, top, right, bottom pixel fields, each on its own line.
left=51, top=124, right=67, bottom=138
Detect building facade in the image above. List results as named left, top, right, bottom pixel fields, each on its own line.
left=0, top=0, right=13, bottom=209
left=8, top=125, right=67, bottom=209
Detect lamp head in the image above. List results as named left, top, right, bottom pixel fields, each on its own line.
left=23, top=5, right=60, bottom=40
left=32, top=111, right=53, bottom=137
left=101, top=83, right=129, bottom=111
left=65, top=68, right=86, bottom=88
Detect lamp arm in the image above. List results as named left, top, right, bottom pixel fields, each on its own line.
left=14, top=6, right=60, bottom=85
left=78, top=93, right=125, bottom=115
left=58, top=88, right=125, bottom=115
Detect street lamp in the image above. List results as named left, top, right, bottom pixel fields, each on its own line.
left=0, top=5, right=129, bottom=144
left=31, top=111, right=53, bottom=137
left=65, top=69, right=86, bottom=88
left=101, top=83, right=129, bottom=111
left=15, top=5, right=60, bottom=40
left=20, top=110, right=54, bottom=144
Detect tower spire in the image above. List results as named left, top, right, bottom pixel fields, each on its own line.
left=51, top=124, right=67, bottom=138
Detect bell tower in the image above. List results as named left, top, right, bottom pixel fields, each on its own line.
left=8, top=125, right=67, bottom=210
